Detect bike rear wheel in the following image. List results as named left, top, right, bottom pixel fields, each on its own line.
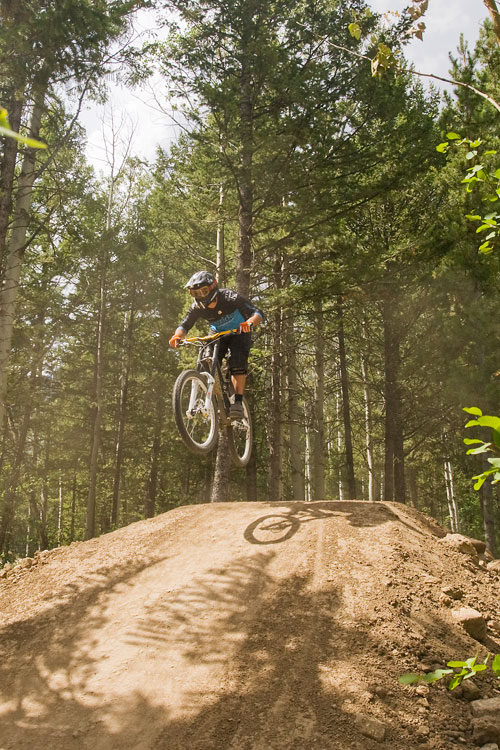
left=172, top=370, right=219, bottom=455
left=227, top=395, right=253, bottom=467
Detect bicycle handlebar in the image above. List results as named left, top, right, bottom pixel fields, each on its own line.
left=182, top=328, right=240, bottom=344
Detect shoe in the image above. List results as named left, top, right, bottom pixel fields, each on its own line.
left=230, top=401, right=244, bottom=419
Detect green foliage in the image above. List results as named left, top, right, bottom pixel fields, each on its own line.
left=399, top=653, right=497, bottom=691
left=463, top=407, right=500, bottom=489
left=436, top=134, right=500, bottom=254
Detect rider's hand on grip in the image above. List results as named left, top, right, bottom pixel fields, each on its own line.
left=169, top=334, right=182, bottom=348
left=239, top=320, right=252, bottom=334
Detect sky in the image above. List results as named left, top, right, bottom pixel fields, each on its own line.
left=79, top=0, right=490, bottom=173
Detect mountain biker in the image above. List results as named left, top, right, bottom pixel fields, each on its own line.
left=169, top=271, right=264, bottom=418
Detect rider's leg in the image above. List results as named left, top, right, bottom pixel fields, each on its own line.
left=228, top=334, right=250, bottom=417
left=232, top=373, right=246, bottom=395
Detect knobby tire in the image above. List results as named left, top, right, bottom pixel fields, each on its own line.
left=172, top=370, right=219, bottom=455
left=227, top=395, right=253, bottom=467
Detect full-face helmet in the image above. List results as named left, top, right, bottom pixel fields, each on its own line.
left=184, top=270, right=218, bottom=308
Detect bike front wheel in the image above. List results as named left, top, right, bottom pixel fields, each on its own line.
left=227, top=395, right=253, bottom=467
left=172, top=370, right=219, bottom=455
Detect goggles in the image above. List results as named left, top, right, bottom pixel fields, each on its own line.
left=188, top=282, right=215, bottom=300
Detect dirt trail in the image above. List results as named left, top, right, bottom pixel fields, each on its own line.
left=0, top=501, right=499, bottom=750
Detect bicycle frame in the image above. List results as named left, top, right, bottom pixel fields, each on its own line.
left=173, top=329, right=253, bottom=465
left=184, top=331, right=237, bottom=427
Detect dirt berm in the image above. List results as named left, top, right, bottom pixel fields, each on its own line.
left=1, top=501, right=500, bottom=750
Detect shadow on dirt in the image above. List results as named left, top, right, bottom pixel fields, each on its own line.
left=0, top=547, right=173, bottom=750
left=243, top=501, right=419, bottom=545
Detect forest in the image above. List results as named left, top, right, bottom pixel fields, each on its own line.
left=1, top=0, right=500, bottom=562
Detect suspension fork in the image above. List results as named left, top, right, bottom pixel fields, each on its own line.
left=191, top=340, right=219, bottom=415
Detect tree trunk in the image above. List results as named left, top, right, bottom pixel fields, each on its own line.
left=0, top=307, right=44, bottom=553
left=0, top=76, right=47, bottom=428
left=484, top=0, right=500, bottom=46
left=57, top=474, right=63, bottom=545
left=304, top=405, right=312, bottom=502
left=444, top=459, right=459, bottom=533
left=70, top=467, right=77, bottom=542
left=481, top=455, right=497, bottom=556
left=268, top=257, right=283, bottom=501
left=336, top=390, right=344, bottom=501
left=0, top=402, right=30, bottom=554
left=39, top=433, right=50, bottom=550
left=212, top=55, right=253, bottom=501
left=360, top=341, right=375, bottom=502
left=0, top=94, right=23, bottom=274
left=337, top=298, right=356, bottom=499
left=284, top=308, right=305, bottom=502
left=111, top=302, right=135, bottom=527
left=382, top=297, right=405, bottom=502
left=211, top=428, right=232, bottom=502
left=407, top=465, right=419, bottom=508
left=236, top=49, right=253, bottom=297
left=312, top=298, right=326, bottom=500
left=85, top=250, right=107, bottom=539
left=245, top=382, right=258, bottom=501
left=146, top=392, right=164, bottom=518
left=246, top=438, right=258, bottom=501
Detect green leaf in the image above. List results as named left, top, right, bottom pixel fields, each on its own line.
left=398, top=673, right=421, bottom=685
left=348, top=22, right=362, bottom=40
left=492, top=654, right=500, bottom=676
left=470, top=664, right=487, bottom=673
left=448, top=674, right=465, bottom=690
left=466, top=443, right=492, bottom=455
left=477, top=415, right=500, bottom=430
left=465, top=419, right=480, bottom=427
left=423, top=669, right=453, bottom=683
left=466, top=150, right=478, bottom=160
left=495, top=168, right=500, bottom=179
left=447, top=660, right=468, bottom=668
left=436, top=142, right=449, bottom=153
left=0, top=125, right=47, bottom=149
left=463, top=438, right=484, bottom=445
left=472, top=469, right=498, bottom=490
left=463, top=407, right=483, bottom=416
left=473, top=475, right=488, bottom=490
left=447, top=132, right=461, bottom=140
left=479, top=241, right=495, bottom=254
left=465, top=214, right=481, bottom=220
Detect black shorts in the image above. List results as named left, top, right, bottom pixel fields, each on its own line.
left=215, top=332, right=251, bottom=375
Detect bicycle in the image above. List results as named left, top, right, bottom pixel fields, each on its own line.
left=172, top=329, right=253, bottom=467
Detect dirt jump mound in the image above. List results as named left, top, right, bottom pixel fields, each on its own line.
left=1, top=501, right=499, bottom=750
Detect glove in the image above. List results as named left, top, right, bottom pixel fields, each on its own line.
left=169, top=334, right=182, bottom=348
left=239, top=320, right=252, bottom=334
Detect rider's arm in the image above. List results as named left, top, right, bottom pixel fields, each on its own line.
left=170, top=304, right=202, bottom=347
left=246, top=311, right=263, bottom=327
left=231, top=292, right=264, bottom=330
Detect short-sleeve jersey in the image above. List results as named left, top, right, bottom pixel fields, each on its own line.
left=179, top=289, right=264, bottom=333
